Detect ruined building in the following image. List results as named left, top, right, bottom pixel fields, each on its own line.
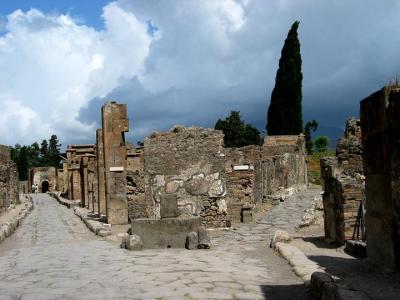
left=361, top=86, right=400, bottom=270
left=29, top=167, right=57, bottom=193
left=320, top=118, right=364, bottom=245
left=57, top=101, right=308, bottom=228
left=0, top=145, right=19, bottom=211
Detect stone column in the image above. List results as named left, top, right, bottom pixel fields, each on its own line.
left=96, top=129, right=106, bottom=216
left=360, top=87, right=400, bottom=270
left=82, top=156, right=89, bottom=208
left=101, top=102, right=129, bottom=225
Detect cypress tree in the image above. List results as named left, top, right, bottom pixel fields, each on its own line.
left=267, top=21, right=303, bottom=135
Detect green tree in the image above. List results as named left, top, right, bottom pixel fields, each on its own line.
left=28, top=142, right=40, bottom=167
left=215, top=111, right=261, bottom=147
left=16, top=146, right=29, bottom=180
left=48, top=135, right=61, bottom=168
left=39, top=139, right=49, bottom=166
left=267, top=21, right=303, bottom=135
left=314, top=136, right=329, bottom=153
left=304, top=120, right=318, bottom=154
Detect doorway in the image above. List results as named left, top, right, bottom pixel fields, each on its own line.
left=41, top=181, right=49, bottom=193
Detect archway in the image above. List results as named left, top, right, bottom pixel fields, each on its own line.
left=41, top=181, right=49, bottom=193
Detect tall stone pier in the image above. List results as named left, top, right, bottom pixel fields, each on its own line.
left=360, top=86, right=400, bottom=270
left=96, top=129, right=106, bottom=215
left=101, top=102, right=129, bottom=224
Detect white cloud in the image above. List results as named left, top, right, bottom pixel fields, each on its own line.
left=2, top=0, right=400, bottom=147
left=0, top=2, right=153, bottom=145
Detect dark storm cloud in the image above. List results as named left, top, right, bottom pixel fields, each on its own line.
left=79, top=0, right=400, bottom=145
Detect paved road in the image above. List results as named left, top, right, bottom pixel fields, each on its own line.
left=0, top=192, right=316, bottom=299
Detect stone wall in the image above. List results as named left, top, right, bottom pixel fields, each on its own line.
left=320, top=118, right=364, bottom=245
left=0, top=161, right=19, bottom=211
left=144, top=127, right=228, bottom=227
left=0, top=145, right=11, bottom=163
left=224, top=146, right=262, bottom=223
left=260, top=135, right=308, bottom=198
left=361, top=86, right=400, bottom=270
left=126, top=144, right=146, bottom=221
left=29, top=167, right=56, bottom=193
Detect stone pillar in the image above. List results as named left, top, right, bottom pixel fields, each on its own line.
left=96, top=129, right=106, bottom=216
left=82, top=156, right=89, bottom=208
left=360, top=87, right=400, bottom=270
left=101, top=102, right=129, bottom=225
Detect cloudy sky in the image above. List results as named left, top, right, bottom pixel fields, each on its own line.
left=0, top=0, right=399, bottom=147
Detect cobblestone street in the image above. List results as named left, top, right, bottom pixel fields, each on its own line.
left=0, top=191, right=319, bottom=299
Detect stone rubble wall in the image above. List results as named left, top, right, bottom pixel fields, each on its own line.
left=0, top=144, right=19, bottom=212
left=361, top=86, right=400, bottom=270
left=0, top=161, right=19, bottom=212
left=144, top=127, right=228, bottom=227
left=261, top=135, right=308, bottom=198
left=126, top=145, right=147, bottom=221
left=320, top=118, right=365, bottom=245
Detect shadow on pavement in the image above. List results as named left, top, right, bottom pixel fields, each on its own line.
left=307, top=255, right=400, bottom=300
left=260, top=284, right=310, bottom=300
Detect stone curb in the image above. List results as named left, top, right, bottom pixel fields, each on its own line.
left=73, top=206, right=113, bottom=237
left=49, top=192, right=80, bottom=208
left=273, top=232, right=369, bottom=299
left=0, top=195, right=34, bottom=243
left=274, top=241, right=324, bottom=285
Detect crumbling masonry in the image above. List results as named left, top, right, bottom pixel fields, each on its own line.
left=0, top=145, right=19, bottom=212
left=320, top=118, right=365, bottom=245
left=58, top=101, right=308, bottom=228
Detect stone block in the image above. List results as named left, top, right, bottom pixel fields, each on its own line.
left=242, top=209, right=253, bottom=223
left=198, top=227, right=211, bottom=249
left=160, top=194, right=178, bottom=218
left=126, top=234, right=142, bottom=251
left=131, top=217, right=202, bottom=249
left=185, top=231, right=198, bottom=250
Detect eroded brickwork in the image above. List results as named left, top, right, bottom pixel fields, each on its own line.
left=0, top=157, right=19, bottom=211
left=144, top=127, right=228, bottom=227
left=126, top=144, right=146, bottom=221
left=320, top=118, right=364, bottom=245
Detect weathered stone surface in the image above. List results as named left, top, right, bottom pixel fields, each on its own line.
left=198, top=227, right=211, bottom=249
left=131, top=217, right=202, bottom=249
left=101, top=102, right=129, bottom=225
left=185, top=231, right=198, bottom=250
left=270, top=230, right=292, bottom=249
left=125, top=234, right=142, bottom=251
left=361, top=86, right=400, bottom=270
left=320, top=118, right=365, bottom=245
left=144, top=127, right=228, bottom=227
left=160, top=194, right=178, bottom=218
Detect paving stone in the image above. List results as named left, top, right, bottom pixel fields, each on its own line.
left=0, top=191, right=318, bottom=299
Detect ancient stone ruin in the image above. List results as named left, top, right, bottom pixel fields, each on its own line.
left=0, top=145, right=19, bottom=212
left=46, top=101, right=309, bottom=248
left=320, top=118, right=365, bottom=245
left=361, top=85, right=400, bottom=270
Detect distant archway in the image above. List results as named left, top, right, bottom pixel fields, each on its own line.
left=41, top=181, right=49, bottom=193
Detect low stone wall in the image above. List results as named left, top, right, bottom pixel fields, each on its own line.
left=0, top=194, right=33, bottom=243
